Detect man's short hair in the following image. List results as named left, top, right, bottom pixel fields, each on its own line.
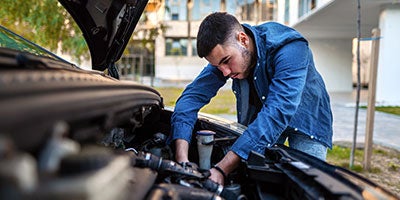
left=197, top=12, right=243, bottom=58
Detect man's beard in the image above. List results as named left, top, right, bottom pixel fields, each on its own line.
left=238, top=44, right=257, bottom=78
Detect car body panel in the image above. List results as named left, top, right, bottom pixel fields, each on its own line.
left=58, top=0, right=148, bottom=71
left=0, top=26, right=162, bottom=152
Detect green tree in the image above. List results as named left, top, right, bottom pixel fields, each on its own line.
left=1, top=0, right=168, bottom=68
left=0, top=0, right=89, bottom=63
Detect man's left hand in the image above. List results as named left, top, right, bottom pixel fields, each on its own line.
left=209, top=167, right=225, bottom=185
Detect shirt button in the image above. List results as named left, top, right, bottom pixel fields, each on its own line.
left=254, top=76, right=257, bottom=80
left=294, top=128, right=298, bottom=131
left=261, top=96, right=266, bottom=100
left=233, top=90, right=237, bottom=94
left=267, top=143, right=271, bottom=147
left=310, top=135, right=314, bottom=139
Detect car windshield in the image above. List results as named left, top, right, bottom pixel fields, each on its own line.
left=0, top=25, right=62, bottom=61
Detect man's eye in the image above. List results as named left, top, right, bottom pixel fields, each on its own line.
left=223, top=59, right=229, bottom=64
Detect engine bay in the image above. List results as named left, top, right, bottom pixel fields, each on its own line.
left=1, top=106, right=396, bottom=200
left=0, top=106, right=243, bottom=200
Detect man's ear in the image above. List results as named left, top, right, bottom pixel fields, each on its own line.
left=237, top=32, right=248, bottom=47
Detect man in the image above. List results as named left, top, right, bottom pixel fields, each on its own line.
left=170, top=12, right=333, bottom=185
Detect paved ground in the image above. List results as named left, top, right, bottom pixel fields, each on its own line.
left=330, top=90, right=400, bottom=150
left=218, top=89, right=400, bottom=150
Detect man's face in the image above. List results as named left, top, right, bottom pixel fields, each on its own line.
left=205, top=41, right=254, bottom=79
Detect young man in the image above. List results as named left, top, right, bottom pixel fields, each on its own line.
left=170, top=12, right=333, bottom=185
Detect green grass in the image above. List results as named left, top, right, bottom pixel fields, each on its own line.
left=155, top=87, right=183, bottom=107
left=326, top=145, right=366, bottom=171
left=156, top=87, right=236, bottom=115
left=360, top=106, right=400, bottom=116
left=326, top=143, right=400, bottom=172
left=327, top=145, right=362, bottom=161
left=375, top=106, right=400, bottom=115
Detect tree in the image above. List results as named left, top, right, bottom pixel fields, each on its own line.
left=0, top=0, right=89, bottom=63
left=1, top=0, right=168, bottom=67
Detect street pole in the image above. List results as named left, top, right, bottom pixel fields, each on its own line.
left=350, top=0, right=362, bottom=169
left=363, top=28, right=381, bottom=171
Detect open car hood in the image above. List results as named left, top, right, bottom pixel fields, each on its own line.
left=58, top=0, right=148, bottom=71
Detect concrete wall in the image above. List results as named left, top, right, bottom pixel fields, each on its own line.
left=308, top=38, right=353, bottom=92
left=155, top=55, right=208, bottom=82
left=376, top=5, right=400, bottom=105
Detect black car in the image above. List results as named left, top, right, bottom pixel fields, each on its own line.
left=0, top=1, right=398, bottom=199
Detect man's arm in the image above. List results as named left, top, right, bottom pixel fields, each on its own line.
left=209, top=151, right=241, bottom=185
left=175, top=139, right=190, bottom=163
left=170, top=65, right=227, bottom=162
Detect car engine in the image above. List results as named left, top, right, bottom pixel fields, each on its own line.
left=1, top=104, right=399, bottom=200
left=0, top=104, right=245, bottom=200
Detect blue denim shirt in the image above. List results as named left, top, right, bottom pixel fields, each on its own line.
left=171, top=22, right=333, bottom=160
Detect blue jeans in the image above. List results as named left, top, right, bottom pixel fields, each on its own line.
left=276, top=129, right=327, bottom=161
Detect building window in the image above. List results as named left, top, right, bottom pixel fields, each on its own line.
left=166, top=0, right=188, bottom=20
left=191, top=0, right=222, bottom=20
left=192, top=39, right=197, bottom=56
left=298, top=0, right=316, bottom=18
left=166, top=38, right=188, bottom=56
left=117, top=41, right=155, bottom=81
left=171, top=13, right=179, bottom=20
left=240, top=1, right=256, bottom=21
left=261, top=0, right=277, bottom=21
left=284, top=0, right=290, bottom=24
left=239, top=0, right=277, bottom=21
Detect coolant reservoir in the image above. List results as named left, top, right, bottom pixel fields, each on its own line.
left=196, top=130, right=215, bottom=169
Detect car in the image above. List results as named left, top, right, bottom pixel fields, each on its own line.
left=0, top=1, right=398, bottom=199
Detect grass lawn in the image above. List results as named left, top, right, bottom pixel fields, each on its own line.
left=155, top=87, right=236, bottom=114
left=375, top=106, right=400, bottom=115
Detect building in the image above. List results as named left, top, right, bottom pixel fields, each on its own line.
left=129, top=0, right=400, bottom=105
left=290, top=0, right=400, bottom=105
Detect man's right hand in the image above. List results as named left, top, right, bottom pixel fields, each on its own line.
left=175, top=139, right=190, bottom=163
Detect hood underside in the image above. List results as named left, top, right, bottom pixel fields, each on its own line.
left=59, top=0, right=148, bottom=71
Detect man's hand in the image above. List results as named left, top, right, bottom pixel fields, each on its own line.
left=209, top=166, right=225, bottom=185
left=175, top=139, right=190, bottom=163
left=209, top=151, right=241, bottom=185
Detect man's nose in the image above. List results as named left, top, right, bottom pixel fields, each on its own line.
left=218, top=65, right=231, bottom=77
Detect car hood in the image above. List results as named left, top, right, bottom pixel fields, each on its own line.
left=58, top=0, right=148, bottom=71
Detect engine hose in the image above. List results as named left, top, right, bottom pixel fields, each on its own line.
left=202, top=179, right=241, bottom=200
left=146, top=183, right=223, bottom=200
left=132, top=151, right=241, bottom=199
left=133, top=151, right=204, bottom=178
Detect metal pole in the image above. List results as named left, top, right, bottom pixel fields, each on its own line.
left=350, top=0, right=362, bottom=168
